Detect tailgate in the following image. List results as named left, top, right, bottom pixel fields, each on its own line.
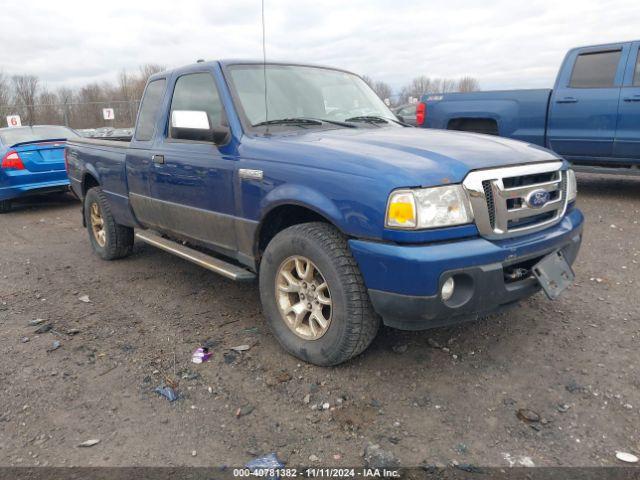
left=14, top=141, right=66, bottom=173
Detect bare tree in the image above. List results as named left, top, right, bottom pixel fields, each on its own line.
left=118, top=70, right=133, bottom=125
left=399, top=75, right=481, bottom=103
left=361, top=75, right=393, bottom=103
left=457, top=76, right=480, bottom=92
left=440, top=78, right=458, bottom=94
left=37, top=89, right=61, bottom=125
left=132, top=64, right=166, bottom=102
left=76, top=82, right=107, bottom=128
left=12, top=75, right=40, bottom=124
left=57, top=87, right=74, bottom=127
left=0, top=72, right=12, bottom=122
left=400, top=75, right=434, bottom=103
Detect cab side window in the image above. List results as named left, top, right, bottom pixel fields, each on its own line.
left=135, top=79, right=167, bottom=141
left=569, top=50, right=621, bottom=88
left=634, top=52, right=640, bottom=86
left=170, top=73, right=224, bottom=137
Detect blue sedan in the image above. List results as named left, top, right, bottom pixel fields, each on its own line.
left=0, top=125, right=80, bottom=213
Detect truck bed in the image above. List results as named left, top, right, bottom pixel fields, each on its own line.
left=66, top=138, right=135, bottom=227
left=423, top=89, right=553, bottom=147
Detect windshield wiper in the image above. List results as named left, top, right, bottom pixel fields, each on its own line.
left=308, top=118, right=357, bottom=128
left=253, top=118, right=324, bottom=127
left=344, top=115, right=390, bottom=125
left=253, top=117, right=357, bottom=129
left=345, top=115, right=410, bottom=127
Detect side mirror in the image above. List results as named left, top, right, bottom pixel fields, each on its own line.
left=170, top=110, right=230, bottom=145
left=211, top=125, right=231, bottom=145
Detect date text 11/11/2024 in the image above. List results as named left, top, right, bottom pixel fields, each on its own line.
left=233, top=467, right=401, bottom=478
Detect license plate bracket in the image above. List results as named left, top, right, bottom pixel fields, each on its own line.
left=532, top=250, right=575, bottom=300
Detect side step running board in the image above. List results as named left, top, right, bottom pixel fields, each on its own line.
left=135, top=230, right=256, bottom=281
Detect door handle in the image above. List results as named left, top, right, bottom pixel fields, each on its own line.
left=152, top=154, right=165, bottom=164
left=556, top=97, right=578, bottom=104
left=623, top=96, right=640, bottom=102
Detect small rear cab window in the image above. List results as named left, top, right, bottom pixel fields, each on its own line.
left=135, top=79, right=167, bottom=141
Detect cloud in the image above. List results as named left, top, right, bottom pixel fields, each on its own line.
left=0, top=0, right=638, bottom=92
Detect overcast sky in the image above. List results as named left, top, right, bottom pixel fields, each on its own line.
left=1, top=0, right=638, bottom=94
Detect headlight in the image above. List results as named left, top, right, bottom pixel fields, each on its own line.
left=386, top=185, right=473, bottom=229
left=566, top=169, right=577, bottom=202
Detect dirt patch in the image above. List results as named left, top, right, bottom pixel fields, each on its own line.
left=0, top=176, right=639, bottom=467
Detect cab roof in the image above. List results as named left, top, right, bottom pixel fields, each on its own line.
left=148, top=60, right=356, bottom=83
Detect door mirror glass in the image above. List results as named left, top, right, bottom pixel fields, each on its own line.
left=171, top=110, right=210, bottom=130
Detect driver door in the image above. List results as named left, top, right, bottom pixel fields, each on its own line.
left=147, top=71, right=239, bottom=252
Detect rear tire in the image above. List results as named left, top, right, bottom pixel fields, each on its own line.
left=259, top=222, right=380, bottom=366
left=0, top=200, right=11, bottom=214
left=84, top=187, right=133, bottom=260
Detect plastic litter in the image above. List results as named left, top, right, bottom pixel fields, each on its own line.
left=616, top=452, right=638, bottom=463
left=236, top=404, right=255, bottom=418
left=246, top=453, right=284, bottom=480
left=191, top=347, right=212, bottom=364
left=231, top=344, right=251, bottom=352
left=154, top=386, right=179, bottom=402
left=78, top=295, right=91, bottom=303
left=78, top=439, right=100, bottom=447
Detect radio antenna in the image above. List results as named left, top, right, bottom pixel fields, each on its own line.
left=261, top=0, right=270, bottom=135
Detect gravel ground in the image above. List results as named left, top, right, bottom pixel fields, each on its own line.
left=0, top=173, right=638, bottom=468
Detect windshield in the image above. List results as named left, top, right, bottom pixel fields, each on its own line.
left=227, top=64, right=397, bottom=128
left=0, top=125, right=79, bottom=146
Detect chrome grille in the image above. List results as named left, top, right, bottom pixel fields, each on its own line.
left=481, top=180, right=496, bottom=229
left=463, top=161, right=567, bottom=239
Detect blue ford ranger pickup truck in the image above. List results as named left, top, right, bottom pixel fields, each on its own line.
left=419, top=41, right=640, bottom=175
left=66, top=61, right=583, bottom=365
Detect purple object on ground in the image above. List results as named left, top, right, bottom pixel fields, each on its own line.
left=192, top=347, right=213, bottom=364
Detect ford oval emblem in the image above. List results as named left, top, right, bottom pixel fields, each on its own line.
left=526, top=189, right=550, bottom=209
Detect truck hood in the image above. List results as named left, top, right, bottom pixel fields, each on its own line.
left=254, top=127, right=560, bottom=185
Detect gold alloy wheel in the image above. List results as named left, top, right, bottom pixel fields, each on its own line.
left=90, top=202, right=106, bottom=247
left=275, top=255, right=332, bottom=340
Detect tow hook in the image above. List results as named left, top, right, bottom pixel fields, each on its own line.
left=504, top=267, right=530, bottom=282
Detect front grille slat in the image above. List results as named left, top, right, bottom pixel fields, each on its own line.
left=463, top=162, right=567, bottom=239
left=482, top=180, right=496, bottom=229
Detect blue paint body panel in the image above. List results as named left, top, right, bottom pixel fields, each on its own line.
left=421, top=41, right=640, bottom=167
left=424, top=89, right=552, bottom=146
left=0, top=139, right=69, bottom=201
left=65, top=59, right=584, bottom=325
left=350, top=208, right=583, bottom=296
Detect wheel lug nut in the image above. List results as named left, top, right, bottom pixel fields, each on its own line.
left=300, top=294, right=305, bottom=300
left=307, top=303, right=312, bottom=309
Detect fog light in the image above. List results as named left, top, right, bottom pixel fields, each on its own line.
left=441, top=277, right=455, bottom=301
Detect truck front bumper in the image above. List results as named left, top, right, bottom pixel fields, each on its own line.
left=349, top=207, right=583, bottom=330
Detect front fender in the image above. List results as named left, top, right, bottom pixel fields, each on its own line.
left=260, top=183, right=345, bottom=228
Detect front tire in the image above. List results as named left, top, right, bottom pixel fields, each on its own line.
left=259, top=222, right=380, bottom=366
left=84, top=187, right=133, bottom=260
left=0, top=200, right=11, bottom=213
